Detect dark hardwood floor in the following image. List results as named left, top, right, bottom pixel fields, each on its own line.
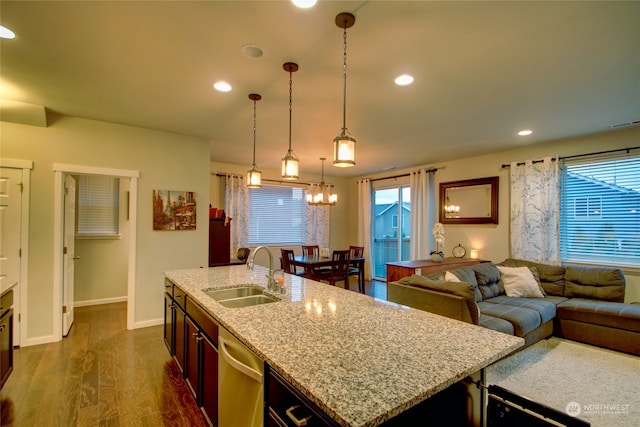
left=0, top=279, right=387, bottom=426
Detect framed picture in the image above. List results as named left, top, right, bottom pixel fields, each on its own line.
left=153, top=190, right=197, bottom=230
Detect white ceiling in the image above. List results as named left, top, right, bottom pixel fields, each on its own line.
left=1, top=1, right=639, bottom=177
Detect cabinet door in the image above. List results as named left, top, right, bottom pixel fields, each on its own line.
left=209, top=219, right=230, bottom=265
left=0, top=309, right=13, bottom=388
left=200, top=333, right=218, bottom=426
left=163, top=293, right=174, bottom=354
left=174, top=303, right=186, bottom=373
left=185, top=316, right=200, bottom=399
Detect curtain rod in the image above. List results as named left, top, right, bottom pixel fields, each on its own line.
left=364, top=167, right=439, bottom=183
left=501, top=146, right=640, bottom=168
left=214, top=173, right=315, bottom=186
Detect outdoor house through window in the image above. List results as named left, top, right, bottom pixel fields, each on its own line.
left=76, top=174, right=120, bottom=238
left=248, top=184, right=307, bottom=245
left=373, top=186, right=410, bottom=279
left=560, top=151, right=640, bottom=266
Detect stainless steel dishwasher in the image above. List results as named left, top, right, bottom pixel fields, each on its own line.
left=218, top=327, right=264, bottom=427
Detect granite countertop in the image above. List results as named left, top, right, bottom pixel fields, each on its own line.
left=0, top=280, right=17, bottom=297
left=165, top=265, right=523, bottom=427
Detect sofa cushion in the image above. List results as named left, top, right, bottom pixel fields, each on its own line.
left=557, top=299, right=640, bottom=333
left=447, top=266, right=483, bottom=302
left=478, top=314, right=515, bottom=335
left=564, top=265, right=625, bottom=302
left=398, top=274, right=479, bottom=324
left=484, top=295, right=557, bottom=324
left=500, top=258, right=566, bottom=296
left=478, top=301, right=542, bottom=337
left=471, top=263, right=503, bottom=300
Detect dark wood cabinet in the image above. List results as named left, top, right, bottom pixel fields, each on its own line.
left=164, top=279, right=219, bottom=426
left=266, top=366, right=339, bottom=427
left=209, top=218, right=231, bottom=266
left=0, top=289, right=13, bottom=389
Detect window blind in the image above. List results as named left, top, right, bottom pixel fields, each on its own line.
left=248, top=184, right=306, bottom=245
left=560, top=152, right=640, bottom=266
left=77, top=175, right=120, bottom=236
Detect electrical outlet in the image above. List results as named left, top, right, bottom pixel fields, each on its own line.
left=415, top=268, right=422, bottom=275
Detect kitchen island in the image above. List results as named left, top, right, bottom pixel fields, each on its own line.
left=164, top=265, right=523, bottom=427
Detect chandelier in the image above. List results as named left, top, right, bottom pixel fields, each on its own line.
left=333, top=12, right=357, bottom=168
left=307, top=158, right=337, bottom=206
left=246, top=93, right=262, bottom=188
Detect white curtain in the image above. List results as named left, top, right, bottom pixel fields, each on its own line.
left=306, top=184, right=330, bottom=247
left=409, top=169, right=435, bottom=260
left=224, top=174, right=249, bottom=258
left=357, top=179, right=373, bottom=281
left=510, top=157, right=560, bottom=264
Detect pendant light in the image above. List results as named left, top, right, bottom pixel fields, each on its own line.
left=246, top=93, right=262, bottom=188
left=281, top=62, right=300, bottom=180
left=333, top=12, right=356, bottom=168
left=306, top=158, right=337, bottom=206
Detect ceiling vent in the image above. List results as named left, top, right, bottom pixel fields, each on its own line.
left=610, top=119, right=640, bottom=129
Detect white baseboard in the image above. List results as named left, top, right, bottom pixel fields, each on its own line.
left=134, top=317, right=163, bottom=329
left=74, top=296, right=127, bottom=307
left=25, top=334, right=59, bottom=347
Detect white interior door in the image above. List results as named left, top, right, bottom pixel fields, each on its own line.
left=0, top=167, right=22, bottom=345
left=62, top=175, right=76, bottom=336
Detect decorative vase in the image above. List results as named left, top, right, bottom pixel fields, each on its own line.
left=431, top=253, right=443, bottom=262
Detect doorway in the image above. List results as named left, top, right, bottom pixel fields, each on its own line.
left=53, top=164, right=139, bottom=341
left=372, top=186, right=411, bottom=280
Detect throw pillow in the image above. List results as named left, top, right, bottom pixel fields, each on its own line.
left=497, top=265, right=545, bottom=298
left=528, top=266, right=546, bottom=296
left=444, top=271, right=461, bottom=282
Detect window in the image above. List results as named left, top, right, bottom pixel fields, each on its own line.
left=248, top=184, right=306, bottom=245
left=76, top=174, right=120, bottom=237
left=372, top=186, right=411, bottom=279
left=560, top=152, right=640, bottom=266
left=391, top=214, right=398, bottom=228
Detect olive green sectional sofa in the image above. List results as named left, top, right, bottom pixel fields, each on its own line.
left=387, top=258, right=640, bottom=356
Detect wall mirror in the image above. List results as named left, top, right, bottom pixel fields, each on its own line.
left=439, top=176, right=499, bottom=224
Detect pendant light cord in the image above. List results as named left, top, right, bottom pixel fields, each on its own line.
left=252, top=98, right=257, bottom=164
left=288, top=70, right=293, bottom=151
left=342, top=23, right=348, bottom=132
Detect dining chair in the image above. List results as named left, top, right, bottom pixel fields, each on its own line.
left=281, top=249, right=303, bottom=276
left=236, top=247, right=251, bottom=264
left=301, top=245, right=320, bottom=257
left=348, top=246, right=365, bottom=293
left=313, top=250, right=350, bottom=288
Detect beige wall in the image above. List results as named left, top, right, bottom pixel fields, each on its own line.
left=1, top=115, right=209, bottom=342
left=348, top=127, right=640, bottom=303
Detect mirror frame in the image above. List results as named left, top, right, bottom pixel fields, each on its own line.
left=439, top=176, right=499, bottom=224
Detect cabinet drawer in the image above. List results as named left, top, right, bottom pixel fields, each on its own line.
left=267, top=368, right=338, bottom=427
left=0, top=290, right=13, bottom=317
left=186, top=297, right=218, bottom=344
left=173, top=286, right=186, bottom=309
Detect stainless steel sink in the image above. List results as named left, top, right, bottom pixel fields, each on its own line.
left=204, top=285, right=280, bottom=308
left=205, top=286, right=265, bottom=301
left=217, top=294, right=279, bottom=308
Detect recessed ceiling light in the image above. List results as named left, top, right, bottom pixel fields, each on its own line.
left=291, top=0, right=317, bottom=8
left=0, top=25, right=16, bottom=39
left=213, top=81, right=232, bottom=92
left=518, top=129, right=533, bottom=136
left=394, top=74, right=414, bottom=86
left=242, top=44, right=264, bottom=59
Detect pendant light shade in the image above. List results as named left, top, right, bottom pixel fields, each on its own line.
left=282, top=62, right=300, bottom=180
left=246, top=94, right=262, bottom=188
left=306, top=158, right=337, bottom=206
left=333, top=12, right=356, bottom=168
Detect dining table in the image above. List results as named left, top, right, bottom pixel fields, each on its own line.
left=291, top=254, right=365, bottom=293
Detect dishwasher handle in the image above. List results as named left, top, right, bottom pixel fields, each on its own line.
left=219, top=335, right=263, bottom=384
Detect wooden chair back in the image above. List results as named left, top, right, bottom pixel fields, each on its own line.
left=349, top=245, right=364, bottom=258
left=281, top=249, right=298, bottom=275
left=302, top=245, right=320, bottom=257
